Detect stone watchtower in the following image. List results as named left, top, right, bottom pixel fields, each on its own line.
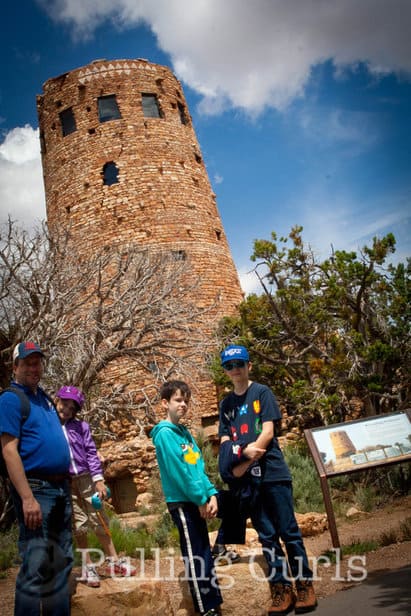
left=36, top=60, right=243, bottom=504
left=330, top=430, right=356, bottom=458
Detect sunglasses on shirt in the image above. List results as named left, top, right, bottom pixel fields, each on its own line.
left=223, top=360, right=247, bottom=371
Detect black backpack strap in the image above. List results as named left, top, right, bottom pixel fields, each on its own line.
left=1, top=386, right=55, bottom=416
left=2, top=386, right=31, bottom=423
left=0, top=387, right=31, bottom=478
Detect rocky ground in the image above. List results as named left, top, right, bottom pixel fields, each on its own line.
left=1, top=495, right=410, bottom=615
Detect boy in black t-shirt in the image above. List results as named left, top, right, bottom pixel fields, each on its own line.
left=219, top=345, right=317, bottom=615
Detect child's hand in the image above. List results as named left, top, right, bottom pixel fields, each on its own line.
left=243, top=442, right=266, bottom=460
left=198, top=503, right=208, bottom=518
left=206, top=495, right=218, bottom=518
left=199, top=496, right=218, bottom=519
left=95, top=480, right=108, bottom=500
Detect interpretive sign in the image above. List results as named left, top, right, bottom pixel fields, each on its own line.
left=306, top=410, right=411, bottom=477
left=304, top=410, right=411, bottom=549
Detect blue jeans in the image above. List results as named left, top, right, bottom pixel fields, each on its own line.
left=12, top=478, right=73, bottom=616
left=250, top=480, right=313, bottom=585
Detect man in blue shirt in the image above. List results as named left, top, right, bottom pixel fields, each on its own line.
left=0, top=342, right=72, bottom=616
left=219, top=345, right=317, bottom=615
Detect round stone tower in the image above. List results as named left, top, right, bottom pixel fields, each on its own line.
left=36, top=58, right=243, bottom=426
left=330, top=430, right=356, bottom=458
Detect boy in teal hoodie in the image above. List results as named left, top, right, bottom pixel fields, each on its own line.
left=151, top=380, right=222, bottom=616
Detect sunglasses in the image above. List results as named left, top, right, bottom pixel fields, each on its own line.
left=223, top=360, right=247, bottom=371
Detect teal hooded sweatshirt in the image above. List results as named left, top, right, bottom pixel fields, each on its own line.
left=151, top=420, right=217, bottom=506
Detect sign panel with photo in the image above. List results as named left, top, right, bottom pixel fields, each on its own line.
left=305, top=410, right=411, bottom=477
left=304, top=410, right=411, bottom=548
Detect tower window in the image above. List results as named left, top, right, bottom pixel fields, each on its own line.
left=98, top=95, right=122, bottom=123
left=78, top=84, right=86, bottom=101
left=155, top=78, right=165, bottom=93
left=178, top=102, right=188, bottom=125
left=103, top=162, right=119, bottom=186
left=142, top=94, right=162, bottom=118
left=40, top=131, right=46, bottom=154
left=172, top=250, right=187, bottom=261
left=59, top=107, right=76, bottom=137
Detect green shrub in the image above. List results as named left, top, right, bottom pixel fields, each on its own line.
left=399, top=517, right=411, bottom=541
left=378, top=464, right=411, bottom=496
left=283, top=445, right=325, bottom=513
left=199, top=433, right=226, bottom=490
left=0, top=525, right=19, bottom=576
left=152, top=511, right=179, bottom=549
left=321, top=538, right=379, bottom=562
left=354, top=485, right=377, bottom=512
left=379, top=529, right=398, bottom=546
left=73, top=512, right=181, bottom=565
left=147, top=468, right=169, bottom=513
left=342, top=539, right=379, bottom=555
left=110, top=517, right=157, bottom=554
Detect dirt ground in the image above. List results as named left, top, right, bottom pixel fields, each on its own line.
left=1, top=495, right=410, bottom=614
left=301, top=494, right=411, bottom=598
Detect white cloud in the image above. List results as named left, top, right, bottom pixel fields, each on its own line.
left=38, top=0, right=411, bottom=114
left=238, top=266, right=261, bottom=297
left=297, top=107, right=380, bottom=152
left=0, top=126, right=46, bottom=227
left=0, top=125, right=41, bottom=164
left=238, top=191, right=410, bottom=296
left=297, top=191, right=410, bottom=265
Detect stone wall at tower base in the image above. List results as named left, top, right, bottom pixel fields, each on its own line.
left=98, top=436, right=157, bottom=513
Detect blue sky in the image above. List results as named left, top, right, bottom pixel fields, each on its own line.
left=1, top=0, right=410, bottom=293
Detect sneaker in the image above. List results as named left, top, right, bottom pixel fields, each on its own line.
left=201, top=609, right=221, bottom=616
left=295, top=580, right=317, bottom=614
left=103, top=557, right=137, bottom=577
left=267, top=583, right=295, bottom=615
left=212, top=543, right=240, bottom=565
left=85, top=564, right=100, bottom=588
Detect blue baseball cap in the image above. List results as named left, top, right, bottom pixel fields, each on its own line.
left=220, top=345, right=249, bottom=366
left=13, top=341, right=45, bottom=362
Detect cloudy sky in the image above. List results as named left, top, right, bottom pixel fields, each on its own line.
left=1, top=0, right=410, bottom=293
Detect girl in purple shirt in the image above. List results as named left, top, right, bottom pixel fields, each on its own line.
left=56, top=385, right=136, bottom=587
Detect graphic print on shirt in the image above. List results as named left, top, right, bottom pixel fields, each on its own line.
left=181, top=442, right=200, bottom=465
left=254, top=417, right=262, bottom=434
left=252, top=399, right=262, bottom=434
left=232, top=443, right=242, bottom=459
left=223, top=408, right=236, bottom=422
left=222, top=387, right=275, bottom=444
left=230, top=426, right=238, bottom=441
